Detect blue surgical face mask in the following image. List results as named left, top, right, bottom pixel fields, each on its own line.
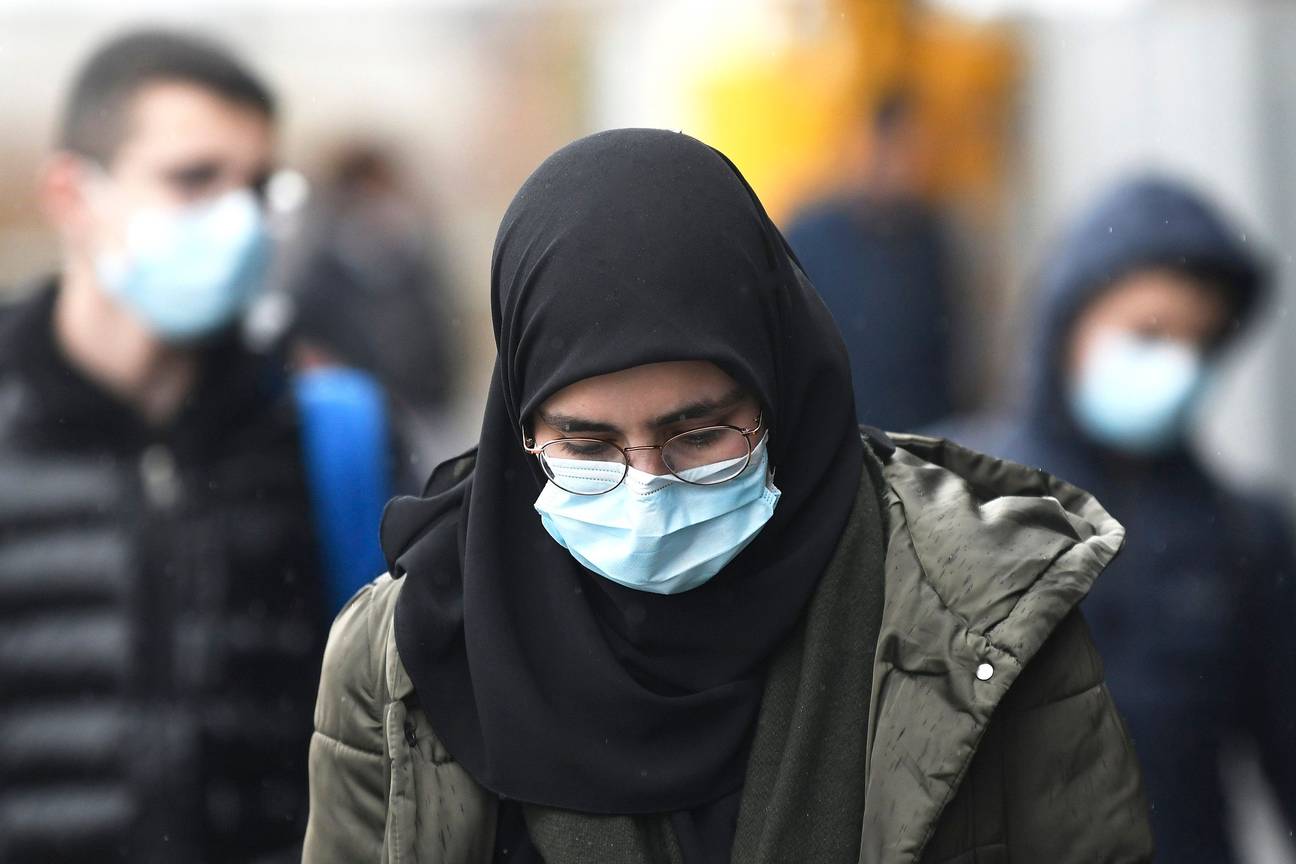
left=94, top=187, right=270, bottom=342
left=1069, top=329, right=1208, bottom=456
left=533, top=435, right=781, bottom=594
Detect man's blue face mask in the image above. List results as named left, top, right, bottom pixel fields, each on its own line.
left=533, top=434, right=781, bottom=595
left=92, top=182, right=270, bottom=342
left=1069, top=329, right=1210, bottom=456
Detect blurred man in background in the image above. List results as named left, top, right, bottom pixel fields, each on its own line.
left=784, top=88, right=957, bottom=431
left=284, top=143, right=461, bottom=489
left=289, top=144, right=457, bottom=423
left=942, top=176, right=1296, bottom=861
left=0, top=30, right=325, bottom=861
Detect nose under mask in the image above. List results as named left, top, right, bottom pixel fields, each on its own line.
left=1069, top=329, right=1208, bottom=456
left=95, top=187, right=270, bottom=342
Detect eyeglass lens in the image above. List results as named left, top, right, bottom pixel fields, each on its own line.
left=539, top=427, right=752, bottom=494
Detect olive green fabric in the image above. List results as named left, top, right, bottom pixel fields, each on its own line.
left=302, top=565, right=497, bottom=863
left=302, top=435, right=1154, bottom=863
left=521, top=808, right=685, bottom=864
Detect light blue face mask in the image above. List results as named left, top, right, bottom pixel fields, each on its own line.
left=533, top=436, right=781, bottom=594
left=1069, top=329, right=1208, bottom=455
left=95, top=187, right=270, bottom=342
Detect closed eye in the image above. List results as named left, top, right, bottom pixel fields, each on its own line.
left=675, top=429, right=724, bottom=449
left=165, top=162, right=223, bottom=196
left=547, top=439, right=620, bottom=459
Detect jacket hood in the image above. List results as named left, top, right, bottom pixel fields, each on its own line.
left=1022, top=174, right=1268, bottom=433
left=883, top=433, right=1123, bottom=653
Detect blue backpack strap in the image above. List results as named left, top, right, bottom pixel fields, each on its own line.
left=293, top=366, right=393, bottom=612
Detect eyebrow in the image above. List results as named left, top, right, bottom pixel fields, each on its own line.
left=537, top=387, right=748, bottom=436
left=650, top=387, right=747, bottom=427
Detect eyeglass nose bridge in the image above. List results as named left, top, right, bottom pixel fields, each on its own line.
left=620, top=443, right=665, bottom=454
left=620, top=443, right=670, bottom=473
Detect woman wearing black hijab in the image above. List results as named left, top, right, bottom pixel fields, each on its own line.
left=303, top=130, right=1152, bottom=863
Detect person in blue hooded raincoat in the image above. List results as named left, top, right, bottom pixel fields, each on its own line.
left=940, top=175, right=1296, bottom=862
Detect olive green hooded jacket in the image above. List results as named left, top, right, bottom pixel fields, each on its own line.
left=302, top=435, right=1153, bottom=862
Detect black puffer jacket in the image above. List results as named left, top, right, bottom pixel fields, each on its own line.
left=0, top=284, right=326, bottom=862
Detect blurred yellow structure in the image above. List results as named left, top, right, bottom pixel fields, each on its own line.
left=685, top=0, right=1019, bottom=220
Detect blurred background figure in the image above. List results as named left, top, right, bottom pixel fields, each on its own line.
left=0, top=30, right=326, bottom=862
left=268, top=143, right=462, bottom=607
left=784, top=88, right=957, bottom=430
left=940, top=176, right=1296, bottom=863
left=282, top=143, right=461, bottom=482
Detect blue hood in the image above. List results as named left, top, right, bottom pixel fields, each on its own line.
left=1023, top=174, right=1267, bottom=433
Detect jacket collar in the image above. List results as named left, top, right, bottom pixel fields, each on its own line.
left=0, top=278, right=291, bottom=457
left=884, top=435, right=1121, bottom=651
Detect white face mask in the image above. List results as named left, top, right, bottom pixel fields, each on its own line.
left=533, top=436, right=782, bottom=594
left=1068, top=329, right=1208, bottom=455
left=93, top=185, right=270, bottom=342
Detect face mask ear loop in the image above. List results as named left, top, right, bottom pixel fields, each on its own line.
left=76, top=158, right=132, bottom=282
left=76, top=158, right=117, bottom=208
left=751, top=430, right=774, bottom=482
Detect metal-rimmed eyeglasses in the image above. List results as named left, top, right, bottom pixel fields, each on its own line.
left=523, top=413, right=763, bottom=495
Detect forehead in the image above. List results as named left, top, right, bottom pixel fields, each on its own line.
left=1087, top=268, right=1231, bottom=326
left=111, top=79, right=273, bottom=171
left=539, top=361, right=746, bottom=418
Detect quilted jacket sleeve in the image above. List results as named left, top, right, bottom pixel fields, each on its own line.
left=999, top=611, right=1155, bottom=863
left=302, top=582, right=389, bottom=863
left=920, top=610, right=1155, bottom=864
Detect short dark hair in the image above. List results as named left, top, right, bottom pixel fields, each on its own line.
left=58, top=29, right=276, bottom=164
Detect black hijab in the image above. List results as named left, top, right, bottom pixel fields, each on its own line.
left=384, top=129, right=862, bottom=814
